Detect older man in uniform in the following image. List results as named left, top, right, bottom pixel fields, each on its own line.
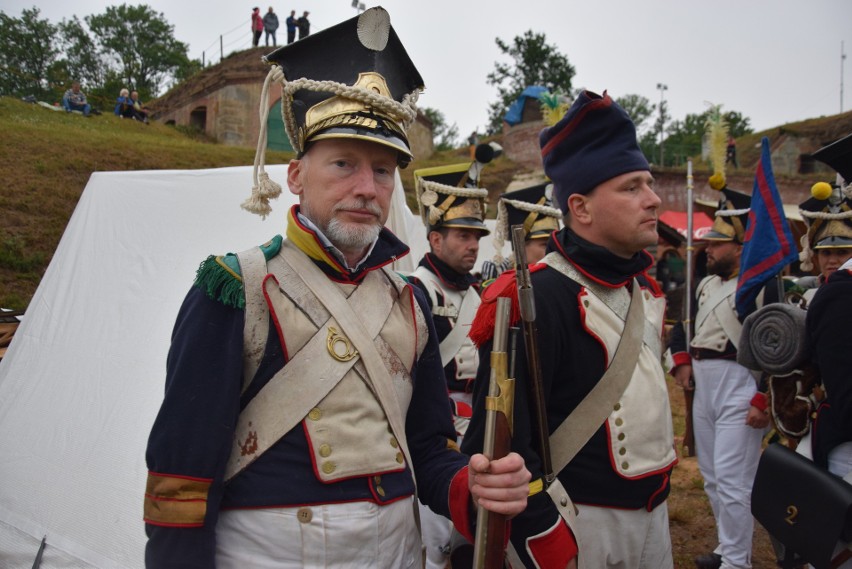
left=142, top=9, right=530, bottom=568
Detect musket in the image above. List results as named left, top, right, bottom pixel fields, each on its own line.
left=682, top=160, right=696, bottom=457
left=510, top=225, right=554, bottom=484
left=472, top=297, right=515, bottom=569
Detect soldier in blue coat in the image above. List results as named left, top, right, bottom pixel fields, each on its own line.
left=142, top=9, right=530, bottom=568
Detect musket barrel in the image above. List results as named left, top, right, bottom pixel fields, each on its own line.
left=510, top=225, right=554, bottom=483
left=473, top=297, right=512, bottom=569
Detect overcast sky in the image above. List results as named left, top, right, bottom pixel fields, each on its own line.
left=7, top=0, right=852, bottom=141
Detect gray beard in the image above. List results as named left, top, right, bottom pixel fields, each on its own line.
left=324, top=217, right=381, bottom=252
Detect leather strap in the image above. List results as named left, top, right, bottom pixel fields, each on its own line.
left=695, top=277, right=742, bottom=347
left=549, top=279, right=645, bottom=475
left=236, top=246, right=270, bottom=394
left=438, top=289, right=480, bottom=367
left=224, top=245, right=397, bottom=481
left=277, top=241, right=414, bottom=486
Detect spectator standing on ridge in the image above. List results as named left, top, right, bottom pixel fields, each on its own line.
left=63, top=81, right=91, bottom=117
left=285, top=10, right=297, bottom=44
left=251, top=7, right=263, bottom=47
left=263, top=7, right=279, bottom=46
left=297, top=10, right=310, bottom=40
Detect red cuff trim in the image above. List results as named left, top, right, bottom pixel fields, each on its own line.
left=449, top=466, right=475, bottom=542
left=750, top=391, right=768, bottom=412
left=672, top=352, right=691, bottom=368
left=526, top=519, right=578, bottom=569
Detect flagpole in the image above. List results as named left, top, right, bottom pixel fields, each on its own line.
left=685, top=159, right=694, bottom=348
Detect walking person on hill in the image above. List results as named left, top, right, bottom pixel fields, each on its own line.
left=263, top=7, right=279, bottom=46
left=251, top=7, right=263, bottom=47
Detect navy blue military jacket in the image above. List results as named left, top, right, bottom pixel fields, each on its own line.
left=144, top=215, right=468, bottom=568
left=462, top=228, right=672, bottom=567
left=806, top=265, right=852, bottom=467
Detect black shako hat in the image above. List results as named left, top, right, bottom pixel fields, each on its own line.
left=539, top=90, right=649, bottom=214
left=703, top=186, right=752, bottom=243
left=264, top=6, right=424, bottom=163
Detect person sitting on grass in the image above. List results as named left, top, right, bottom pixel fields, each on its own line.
left=115, top=88, right=136, bottom=119
left=130, top=90, right=150, bottom=124
left=62, top=81, right=91, bottom=117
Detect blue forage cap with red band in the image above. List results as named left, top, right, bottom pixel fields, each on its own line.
left=539, top=90, right=649, bottom=214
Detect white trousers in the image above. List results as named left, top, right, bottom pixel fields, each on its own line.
left=693, top=358, right=764, bottom=569
left=573, top=502, right=673, bottom=569
left=215, top=497, right=422, bottom=568
left=418, top=503, right=451, bottom=569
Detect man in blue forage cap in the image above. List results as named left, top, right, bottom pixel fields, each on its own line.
left=464, top=90, right=675, bottom=568
left=142, top=8, right=530, bottom=568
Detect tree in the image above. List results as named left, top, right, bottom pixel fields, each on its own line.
left=86, top=4, right=189, bottom=96
left=422, top=107, right=460, bottom=152
left=486, top=30, right=575, bottom=134
left=723, top=110, right=752, bottom=138
left=0, top=8, right=59, bottom=98
left=55, top=16, right=108, bottom=91
left=616, top=94, right=656, bottom=137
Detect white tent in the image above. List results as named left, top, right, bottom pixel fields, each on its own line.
left=0, top=165, right=497, bottom=568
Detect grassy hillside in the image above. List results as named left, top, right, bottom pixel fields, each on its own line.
left=0, top=97, right=521, bottom=310
left=0, top=97, right=292, bottom=309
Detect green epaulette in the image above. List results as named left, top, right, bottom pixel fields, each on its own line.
left=193, top=235, right=283, bottom=309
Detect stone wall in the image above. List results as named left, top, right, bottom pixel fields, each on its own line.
left=502, top=120, right=545, bottom=170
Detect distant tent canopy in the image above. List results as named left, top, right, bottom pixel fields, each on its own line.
left=267, top=97, right=293, bottom=152
left=503, top=85, right=548, bottom=126
left=658, top=210, right=714, bottom=244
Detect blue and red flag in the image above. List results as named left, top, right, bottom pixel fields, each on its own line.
left=735, top=137, right=798, bottom=317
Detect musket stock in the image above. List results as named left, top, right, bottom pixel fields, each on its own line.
left=472, top=297, right=514, bottom=569
left=510, top=225, right=554, bottom=483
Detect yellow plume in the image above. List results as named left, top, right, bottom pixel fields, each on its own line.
left=705, top=104, right=729, bottom=190
left=539, top=91, right=570, bottom=127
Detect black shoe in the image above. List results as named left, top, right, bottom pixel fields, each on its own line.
left=694, top=552, right=722, bottom=569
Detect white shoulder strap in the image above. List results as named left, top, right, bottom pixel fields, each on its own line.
left=236, top=246, right=270, bottom=394
left=438, top=288, right=480, bottom=367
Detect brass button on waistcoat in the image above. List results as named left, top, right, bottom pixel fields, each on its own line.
left=319, top=443, right=332, bottom=457
left=322, top=461, right=336, bottom=474
left=395, top=452, right=404, bottom=464
left=619, top=447, right=627, bottom=456
left=389, top=437, right=399, bottom=448
left=615, top=418, right=624, bottom=427
left=308, top=407, right=322, bottom=421
left=613, top=402, right=621, bottom=411
left=618, top=433, right=626, bottom=441
left=297, top=507, right=312, bottom=523
left=376, top=486, right=386, bottom=497
left=621, top=461, right=629, bottom=470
